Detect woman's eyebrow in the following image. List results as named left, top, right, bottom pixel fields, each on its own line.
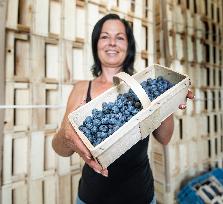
left=100, top=32, right=126, bottom=35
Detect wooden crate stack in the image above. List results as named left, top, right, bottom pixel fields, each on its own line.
left=1, top=0, right=156, bottom=204
left=151, top=0, right=223, bottom=203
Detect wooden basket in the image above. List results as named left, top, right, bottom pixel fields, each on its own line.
left=68, top=64, right=190, bottom=168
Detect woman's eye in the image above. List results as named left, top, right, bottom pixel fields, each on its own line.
left=100, top=35, right=108, bottom=39
left=117, top=36, right=125, bottom=40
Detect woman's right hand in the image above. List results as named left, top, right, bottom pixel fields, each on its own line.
left=53, top=120, right=108, bottom=177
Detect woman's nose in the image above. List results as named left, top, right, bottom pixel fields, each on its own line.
left=109, top=37, right=116, bottom=46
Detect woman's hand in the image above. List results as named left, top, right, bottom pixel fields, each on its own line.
left=53, top=125, right=108, bottom=177
left=178, top=90, right=195, bottom=109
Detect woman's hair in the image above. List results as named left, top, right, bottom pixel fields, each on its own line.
left=91, top=13, right=136, bottom=77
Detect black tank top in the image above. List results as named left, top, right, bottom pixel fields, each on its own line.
left=78, top=81, right=154, bottom=204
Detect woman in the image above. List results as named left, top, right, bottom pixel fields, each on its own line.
left=52, top=13, right=194, bottom=204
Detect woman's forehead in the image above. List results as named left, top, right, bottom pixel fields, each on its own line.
left=101, top=20, right=126, bottom=34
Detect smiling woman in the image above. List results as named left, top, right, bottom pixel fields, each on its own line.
left=52, top=13, right=193, bottom=204
left=97, top=20, right=128, bottom=69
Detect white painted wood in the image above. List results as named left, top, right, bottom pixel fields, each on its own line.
left=29, top=180, right=43, bottom=204
left=63, top=0, right=75, bottom=40
left=49, top=1, right=61, bottom=35
left=5, top=32, right=15, bottom=81
left=57, top=156, right=70, bottom=176
left=46, top=44, right=59, bottom=79
left=44, top=177, right=56, bottom=204
left=18, top=0, right=32, bottom=26
left=45, top=88, right=59, bottom=127
left=30, top=132, right=44, bottom=179
left=44, top=135, right=56, bottom=170
left=15, top=39, right=30, bottom=78
left=3, top=134, right=12, bottom=185
left=33, top=0, right=49, bottom=36
left=14, top=88, right=30, bottom=130
left=6, top=0, right=19, bottom=29
left=68, top=64, right=190, bottom=168
left=71, top=173, right=81, bottom=203
left=72, top=48, right=85, bottom=80
left=75, top=7, right=85, bottom=39
left=2, top=185, right=12, bottom=204
left=13, top=136, right=28, bottom=176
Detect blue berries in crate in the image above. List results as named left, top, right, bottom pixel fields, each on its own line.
left=79, top=76, right=174, bottom=146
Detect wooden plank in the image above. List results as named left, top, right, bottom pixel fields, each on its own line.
left=59, top=175, right=71, bottom=204
left=30, top=36, right=45, bottom=82
left=3, top=134, right=13, bottom=185
left=75, top=7, right=85, bottom=39
left=72, top=48, right=85, bottom=80
left=44, top=176, right=56, bottom=204
left=45, top=43, right=59, bottom=80
left=44, top=134, right=56, bottom=171
left=6, top=0, right=19, bottom=29
left=49, top=1, right=61, bottom=35
left=0, top=0, right=7, bottom=190
left=29, top=180, right=43, bottom=204
left=63, top=0, right=75, bottom=40
left=62, top=41, right=72, bottom=82
left=12, top=135, right=28, bottom=177
left=18, top=0, right=32, bottom=27
left=31, top=83, right=45, bottom=130
left=45, top=86, right=59, bottom=130
left=71, top=173, right=82, bottom=203
left=2, top=184, right=12, bottom=204
left=30, top=132, right=44, bottom=180
left=13, top=182, right=28, bottom=204
left=14, top=86, right=30, bottom=131
left=15, top=39, right=30, bottom=79
left=33, top=0, right=49, bottom=36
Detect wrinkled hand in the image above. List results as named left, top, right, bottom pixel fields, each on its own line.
left=178, top=90, right=194, bottom=109
left=63, top=127, right=108, bottom=177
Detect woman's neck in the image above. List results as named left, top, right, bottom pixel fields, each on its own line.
left=99, top=66, right=123, bottom=83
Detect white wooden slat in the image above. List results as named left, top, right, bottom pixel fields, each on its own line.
left=71, top=173, right=81, bottom=203
left=18, top=0, right=32, bottom=26
left=49, top=1, right=61, bottom=35
left=133, top=18, right=142, bottom=51
left=30, top=36, right=45, bottom=81
left=2, top=185, right=12, bottom=204
left=44, top=135, right=56, bottom=170
left=30, top=131, right=44, bottom=180
left=59, top=175, right=71, bottom=204
left=46, top=44, right=59, bottom=79
left=5, top=32, right=15, bottom=81
left=63, top=0, right=75, bottom=40
left=72, top=48, right=85, bottom=80
left=13, top=136, right=28, bottom=176
left=6, top=0, right=19, bottom=29
left=3, top=134, right=12, bottom=185
left=75, top=7, right=85, bottom=39
left=58, top=156, right=70, bottom=176
left=14, top=88, right=30, bottom=130
left=29, top=180, right=43, bottom=204
left=44, top=177, right=56, bottom=204
left=15, top=40, right=30, bottom=78
left=33, top=0, right=49, bottom=36
left=45, top=88, right=59, bottom=128
left=13, top=183, right=28, bottom=204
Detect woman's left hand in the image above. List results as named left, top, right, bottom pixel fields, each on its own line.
left=178, top=90, right=194, bottom=109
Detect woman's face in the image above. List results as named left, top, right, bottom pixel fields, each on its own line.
left=97, top=19, right=128, bottom=69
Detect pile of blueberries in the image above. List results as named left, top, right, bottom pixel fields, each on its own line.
left=79, top=76, right=174, bottom=146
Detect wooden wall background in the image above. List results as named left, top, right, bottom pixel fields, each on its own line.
left=0, top=0, right=222, bottom=204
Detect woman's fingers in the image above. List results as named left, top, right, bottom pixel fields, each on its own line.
left=179, top=90, right=195, bottom=109
left=70, top=134, right=108, bottom=177
left=186, top=90, right=195, bottom=99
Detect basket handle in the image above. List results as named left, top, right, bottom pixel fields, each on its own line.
left=113, top=72, right=151, bottom=109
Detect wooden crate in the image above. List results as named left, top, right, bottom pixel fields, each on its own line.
left=68, top=64, right=190, bottom=168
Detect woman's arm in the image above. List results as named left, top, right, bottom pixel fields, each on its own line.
left=152, top=90, right=194, bottom=145
left=52, top=81, right=108, bottom=176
